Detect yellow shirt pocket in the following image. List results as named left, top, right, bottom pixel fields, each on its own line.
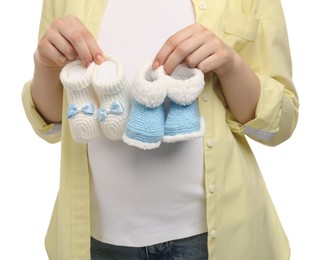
left=221, top=11, right=259, bottom=52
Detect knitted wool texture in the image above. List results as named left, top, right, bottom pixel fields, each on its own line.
left=123, top=62, right=167, bottom=149
left=163, top=101, right=205, bottom=142
left=123, top=101, right=166, bottom=149
left=60, top=60, right=101, bottom=143
left=163, top=65, right=205, bottom=142
left=92, top=57, right=130, bottom=141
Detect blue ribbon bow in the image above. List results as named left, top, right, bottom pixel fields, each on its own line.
left=97, top=99, right=124, bottom=122
left=67, top=103, right=94, bottom=119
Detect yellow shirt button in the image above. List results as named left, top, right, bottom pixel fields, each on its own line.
left=209, top=184, right=215, bottom=193
left=199, top=2, right=207, bottom=10
left=211, top=229, right=217, bottom=239
left=202, top=93, right=209, bottom=102
left=207, top=139, right=214, bottom=148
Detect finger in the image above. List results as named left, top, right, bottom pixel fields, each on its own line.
left=162, top=35, right=204, bottom=75
left=152, top=25, right=195, bottom=69
left=83, top=33, right=105, bottom=65
left=60, top=27, right=93, bottom=67
left=196, top=52, right=223, bottom=73
left=184, top=44, right=215, bottom=69
left=64, top=16, right=104, bottom=66
left=46, top=28, right=77, bottom=61
left=37, top=40, right=68, bottom=67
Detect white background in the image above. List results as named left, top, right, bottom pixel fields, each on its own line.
left=0, top=0, right=318, bottom=259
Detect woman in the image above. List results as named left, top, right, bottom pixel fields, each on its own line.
left=22, top=0, right=299, bottom=259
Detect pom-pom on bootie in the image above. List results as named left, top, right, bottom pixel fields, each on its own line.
left=123, top=62, right=167, bottom=150
left=91, top=56, right=130, bottom=141
left=162, top=64, right=205, bottom=143
left=60, top=60, right=101, bottom=143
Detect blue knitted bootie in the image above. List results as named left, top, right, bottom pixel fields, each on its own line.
left=123, top=101, right=166, bottom=149
left=162, top=64, right=205, bottom=143
left=123, top=62, right=167, bottom=149
left=163, top=100, right=204, bottom=142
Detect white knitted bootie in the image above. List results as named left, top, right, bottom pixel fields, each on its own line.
left=60, top=60, right=101, bottom=143
left=91, top=57, right=130, bottom=141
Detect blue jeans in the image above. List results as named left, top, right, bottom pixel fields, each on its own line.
left=91, top=233, right=208, bottom=260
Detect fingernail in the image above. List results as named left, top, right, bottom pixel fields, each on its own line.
left=164, top=66, right=172, bottom=76
left=152, top=61, right=160, bottom=70
left=96, top=54, right=104, bottom=64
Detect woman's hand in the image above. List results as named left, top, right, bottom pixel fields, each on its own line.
left=35, top=15, right=104, bottom=68
left=153, top=23, right=261, bottom=124
left=152, top=23, right=235, bottom=76
left=31, top=15, right=105, bottom=123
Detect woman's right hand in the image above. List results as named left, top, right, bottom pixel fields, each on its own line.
left=31, top=15, right=104, bottom=123
left=35, top=15, right=104, bottom=68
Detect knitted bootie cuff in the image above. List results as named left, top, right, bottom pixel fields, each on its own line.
left=91, top=56, right=130, bottom=141
left=60, top=60, right=95, bottom=91
left=166, top=65, right=205, bottom=106
left=130, top=62, right=167, bottom=108
left=91, top=56, right=127, bottom=95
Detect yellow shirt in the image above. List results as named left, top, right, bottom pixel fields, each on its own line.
left=22, top=0, right=299, bottom=259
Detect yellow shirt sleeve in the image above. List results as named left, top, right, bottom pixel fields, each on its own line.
left=225, top=0, right=299, bottom=146
left=21, top=81, right=61, bottom=143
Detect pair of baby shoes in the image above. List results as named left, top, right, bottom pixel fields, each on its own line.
left=60, top=57, right=130, bottom=143
left=123, top=62, right=205, bottom=150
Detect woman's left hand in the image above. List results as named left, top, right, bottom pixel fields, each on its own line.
left=153, top=23, right=261, bottom=125
left=152, top=23, right=235, bottom=76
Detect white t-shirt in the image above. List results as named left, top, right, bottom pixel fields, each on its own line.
left=88, top=0, right=207, bottom=247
